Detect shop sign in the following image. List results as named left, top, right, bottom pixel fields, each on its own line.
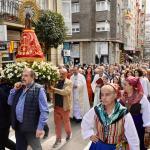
left=0, top=43, right=7, bottom=51
left=63, top=50, right=70, bottom=56
left=2, top=52, right=13, bottom=62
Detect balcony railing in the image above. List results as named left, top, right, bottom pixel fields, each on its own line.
left=0, top=0, right=21, bottom=22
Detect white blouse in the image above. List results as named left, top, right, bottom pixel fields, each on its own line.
left=140, top=95, right=150, bottom=127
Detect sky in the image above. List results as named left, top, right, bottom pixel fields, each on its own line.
left=146, top=0, right=150, bottom=13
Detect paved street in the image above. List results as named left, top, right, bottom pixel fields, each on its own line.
left=9, top=104, right=90, bottom=150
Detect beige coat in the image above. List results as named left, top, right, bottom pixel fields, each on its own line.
left=52, top=78, right=73, bottom=111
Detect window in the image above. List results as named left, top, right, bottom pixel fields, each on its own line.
left=62, top=1, right=71, bottom=20
left=72, top=2, right=80, bottom=13
left=96, top=42, right=108, bottom=55
left=124, top=0, right=128, bottom=9
left=96, top=0, right=110, bottom=11
left=36, top=0, right=49, bottom=10
left=96, top=21, right=110, bottom=32
left=117, top=23, right=120, bottom=33
left=72, top=23, right=80, bottom=33
left=62, top=0, right=72, bottom=35
left=107, top=1, right=110, bottom=11
left=117, top=4, right=120, bottom=15
left=0, top=1, right=9, bottom=14
left=0, top=1, right=19, bottom=16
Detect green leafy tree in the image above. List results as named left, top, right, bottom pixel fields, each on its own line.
left=33, top=10, right=66, bottom=56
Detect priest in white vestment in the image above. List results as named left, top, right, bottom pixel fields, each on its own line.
left=70, top=66, right=90, bottom=121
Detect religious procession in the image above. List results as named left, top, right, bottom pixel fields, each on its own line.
left=0, top=0, right=150, bottom=150
left=1, top=58, right=150, bottom=150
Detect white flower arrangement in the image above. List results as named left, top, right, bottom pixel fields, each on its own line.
left=31, top=61, right=60, bottom=84
left=0, top=62, right=29, bottom=84
left=0, top=61, right=60, bottom=85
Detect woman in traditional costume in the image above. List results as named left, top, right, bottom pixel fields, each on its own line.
left=81, top=84, right=140, bottom=150
left=121, top=76, right=150, bottom=150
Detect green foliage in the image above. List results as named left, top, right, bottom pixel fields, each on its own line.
left=33, top=10, right=66, bottom=52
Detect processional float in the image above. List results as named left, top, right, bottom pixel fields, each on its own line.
left=16, top=0, right=45, bottom=62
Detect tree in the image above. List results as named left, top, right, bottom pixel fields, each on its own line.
left=33, top=10, right=66, bottom=57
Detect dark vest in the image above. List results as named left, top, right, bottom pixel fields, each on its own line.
left=11, top=83, right=41, bottom=132
left=127, top=103, right=145, bottom=150
left=55, top=80, right=65, bottom=107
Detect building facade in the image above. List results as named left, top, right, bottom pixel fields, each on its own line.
left=30, top=0, right=72, bottom=65
left=0, top=0, right=23, bottom=65
left=37, top=0, right=72, bottom=65
left=64, top=0, right=124, bottom=65
left=136, top=0, right=146, bottom=58
left=144, top=14, right=150, bottom=59
left=123, top=0, right=146, bottom=61
left=123, top=0, right=137, bottom=58
left=36, top=0, right=64, bottom=65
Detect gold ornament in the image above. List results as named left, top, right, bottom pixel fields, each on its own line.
left=18, top=0, right=41, bottom=24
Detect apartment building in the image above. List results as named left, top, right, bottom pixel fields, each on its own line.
left=123, top=0, right=146, bottom=60
left=144, top=14, right=150, bottom=59
left=123, top=0, right=136, bottom=56
left=136, top=0, right=146, bottom=58
left=139, top=0, right=146, bottom=58
left=64, top=0, right=124, bottom=65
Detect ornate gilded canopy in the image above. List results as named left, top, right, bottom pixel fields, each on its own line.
left=18, top=0, right=40, bottom=24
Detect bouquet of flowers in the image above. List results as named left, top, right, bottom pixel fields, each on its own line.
left=0, top=61, right=60, bottom=85
left=0, top=62, right=28, bottom=84
left=31, top=61, right=60, bottom=84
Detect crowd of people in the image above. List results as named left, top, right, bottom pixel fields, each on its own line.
left=0, top=62, right=150, bottom=150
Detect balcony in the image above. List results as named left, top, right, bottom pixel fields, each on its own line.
left=0, top=0, right=20, bottom=23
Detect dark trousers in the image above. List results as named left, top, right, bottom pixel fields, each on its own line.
left=43, top=123, right=49, bottom=137
left=15, top=130, right=42, bottom=150
left=0, top=128, right=16, bottom=150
